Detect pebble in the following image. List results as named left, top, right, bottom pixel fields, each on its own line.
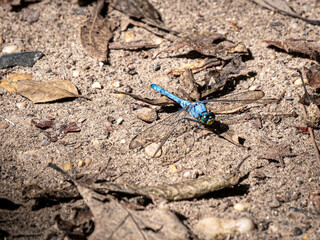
left=2, top=45, right=18, bottom=54
left=84, top=158, right=91, bottom=165
left=116, top=117, right=124, bottom=125
left=136, top=107, right=157, bottom=123
left=153, top=37, right=163, bottom=45
left=63, top=162, right=72, bottom=171
left=169, top=164, right=179, bottom=174
left=183, top=169, right=203, bottom=179
left=112, top=81, right=121, bottom=88
left=120, top=139, right=126, bottom=144
left=195, top=217, right=255, bottom=239
left=92, top=82, right=102, bottom=89
left=152, top=63, right=161, bottom=71
left=72, top=70, right=80, bottom=77
left=0, top=51, right=44, bottom=69
left=293, top=227, right=303, bottom=236
left=270, top=198, right=281, bottom=208
left=78, top=160, right=84, bottom=167
left=92, top=139, right=100, bottom=146
left=145, top=143, right=162, bottom=158
left=294, top=77, right=308, bottom=86
left=41, top=139, right=50, bottom=146
left=16, top=102, right=27, bottom=109
left=98, top=62, right=104, bottom=67
left=233, top=202, right=251, bottom=211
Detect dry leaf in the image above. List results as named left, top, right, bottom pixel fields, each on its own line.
left=264, top=39, right=320, bottom=60
left=168, top=58, right=221, bottom=75
left=17, top=79, right=80, bottom=103
left=80, top=0, right=113, bottom=61
left=305, top=64, right=320, bottom=90
left=253, top=0, right=320, bottom=25
left=110, top=0, right=164, bottom=28
left=0, top=73, right=33, bottom=92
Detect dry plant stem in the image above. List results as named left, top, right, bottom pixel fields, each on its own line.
left=296, top=93, right=320, bottom=164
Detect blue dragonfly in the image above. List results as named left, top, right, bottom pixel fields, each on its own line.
left=127, top=84, right=265, bottom=157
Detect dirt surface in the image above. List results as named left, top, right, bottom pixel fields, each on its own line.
left=1, top=0, right=320, bottom=239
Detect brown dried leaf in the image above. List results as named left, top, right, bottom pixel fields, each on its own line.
left=17, top=79, right=80, bottom=103
left=253, top=0, right=320, bottom=25
left=264, top=39, right=320, bottom=60
left=0, top=73, right=33, bottom=92
left=305, top=64, right=320, bottom=90
left=306, top=102, right=320, bottom=128
left=80, top=3, right=113, bottom=62
left=168, top=58, right=221, bottom=76
left=110, top=0, right=162, bottom=26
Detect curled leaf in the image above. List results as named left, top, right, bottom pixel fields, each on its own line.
left=305, top=64, right=320, bottom=90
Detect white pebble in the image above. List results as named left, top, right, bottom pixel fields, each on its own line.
left=120, top=139, right=126, bottom=144
left=98, top=62, right=104, bottom=67
left=112, top=81, right=121, bottom=88
left=195, top=217, right=255, bottom=239
left=233, top=202, right=251, bottom=211
left=294, top=77, right=308, bottom=86
left=16, top=102, right=27, bottom=109
left=2, top=45, right=17, bottom=54
left=116, top=117, right=124, bottom=125
left=92, top=82, right=102, bottom=89
left=72, top=70, right=80, bottom=77
left=145, top=143, right=162, bottom=158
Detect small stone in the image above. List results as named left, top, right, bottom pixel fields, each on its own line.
left=169, top=164, right=179, bottom=174
left=78, top=117, right=86, bottom=123
left=78, top=160, right=84, bottom=167
left=270, top=198, right=281, bottom=208
left=183, top=169, right=203, bottom=179
left=294, top=77, right=308, bottom=86
left=98, top=62, right=104, bottom=67
left=41, top=139, right=50, bottom=146
left=136, top=107, right=157, bottom=123
left=233, top=202, right=251, bottom=211
left=112, top=81, right=121, bottom=88
left=145, top=143, right=162, bottom=158
left=271, top=54, right=276, bottom=60
left=293, top=227, right=303, bottom=236
left=72, top=70, right=80, bottom=77
left=92, top=82, right=102, bottom=89
left=2, top=45, right=18, bottom=54
left=92, top=139, right=100, bottom=146
left=153, top=37, right=163, bottom=45
left=0, top=51, right=44, bottom=69
left=195, top=217, right=255, bottom=239
left=116, top=117, right=124, bottom=125
left=152, top=63, right=161, bottom=71
left=84, top=158, right=91, bottom=165
left=0, top=122, right=9, bottom=129
left=120, top=139, right=126, bottom=144
left=16, top=102, right=27, bottom=109
left=63, top=162, right=72, bottom=171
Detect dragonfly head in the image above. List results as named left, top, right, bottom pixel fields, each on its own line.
left=200, top=111, right=215, bottom=125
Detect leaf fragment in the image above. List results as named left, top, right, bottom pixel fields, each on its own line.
left=0, top=73, right=33, bottom=92
left=80, top=0, right=113, bottom=61
left=168, top=58, right=221, bottom=76
left=264, top=39, right=320, bottom=60
left=305, top=64, right=320, bottom=90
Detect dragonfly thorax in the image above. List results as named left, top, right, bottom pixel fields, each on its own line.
left=200, top=111, right=215, bottom=125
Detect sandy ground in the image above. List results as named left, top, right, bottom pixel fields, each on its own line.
left=1, top=0, right=320, bottom=239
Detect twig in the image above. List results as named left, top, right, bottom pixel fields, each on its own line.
left=296, top=93, right=320, bottom=164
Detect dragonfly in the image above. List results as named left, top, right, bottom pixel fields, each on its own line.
left=117, top=83, right=267, bottom=158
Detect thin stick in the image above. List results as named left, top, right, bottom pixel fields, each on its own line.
left=296, top=93, right=320, bottom=164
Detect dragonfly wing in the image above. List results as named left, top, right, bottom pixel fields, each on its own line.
left=129, top=107, right=190, bottom=150
left=203, top=90, right=265, bottom=113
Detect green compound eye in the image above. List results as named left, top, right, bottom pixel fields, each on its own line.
left=200, top=112, right=215, bottom=125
